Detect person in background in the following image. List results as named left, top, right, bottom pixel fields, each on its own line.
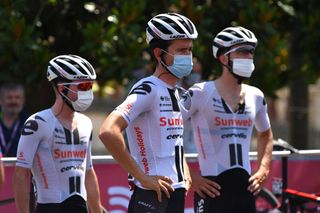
left=13, top=55, right=103, bottom=213
left=0, top=82, right=28, bottom=157
left=99, top=12, right=198, bottom=213
left=180, top=26, right=274, bottom=213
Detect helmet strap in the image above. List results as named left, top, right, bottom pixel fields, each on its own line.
left=160, top=51, right=177, bottom=78
left=225, top=54, right=245, bottom=84
left=55, top=84, right=75, bottom=111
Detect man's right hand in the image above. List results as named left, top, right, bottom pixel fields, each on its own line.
left=140, top=175, right=174, bottom=202
left=191, top=172, right=221, bottom=198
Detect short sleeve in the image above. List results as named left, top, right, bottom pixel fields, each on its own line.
left=255, top=96, right=271, bottom=132
left=115, top=81, right=156, bottom=124
left=16, top=115, right=47, bottom=168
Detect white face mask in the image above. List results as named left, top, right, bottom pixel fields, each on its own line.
left=71, top=90, right=94, bottom=112
left=60, top=87, right=94, bottom=112
left=232, top=58, right=255, bottom=78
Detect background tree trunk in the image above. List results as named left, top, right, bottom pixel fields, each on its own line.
left=288, top=23, right=309, bottom=149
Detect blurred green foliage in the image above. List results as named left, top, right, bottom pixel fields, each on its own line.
left=0, top=0, right=319, bottom=104
left=0, top=0, right=51, bottom=84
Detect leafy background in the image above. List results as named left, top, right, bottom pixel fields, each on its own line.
left=1, top=0, right=319, bottom=148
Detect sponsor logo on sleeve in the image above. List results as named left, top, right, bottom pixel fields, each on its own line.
left=21, top=120, right=39, bottom=136
left=21, top=115, right=46, bottom=136
left=129, top=81, right=154, bottom=95
left=17, top=151, right=25, bottom=161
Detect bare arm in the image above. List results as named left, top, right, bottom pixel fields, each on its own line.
left=183, top=156, right=191, bottom=195
left=85, top=168, right=103, bottom=213
left=13, top=166, right=31, bottom=213
left=248, top=128, right=273, bottom=195
left=99, top=111, right=174, bottom=202
left=0, top=161, right=4, bottom=188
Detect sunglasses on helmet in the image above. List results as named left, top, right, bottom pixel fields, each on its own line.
left=58, top=82, right=94, bottom=91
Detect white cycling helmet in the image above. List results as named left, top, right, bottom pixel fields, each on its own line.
left=146, top=13, right=198, bottom=44
left=47, top=55, right=96, bottom=82
left=212, top=26, right=257, bottom=58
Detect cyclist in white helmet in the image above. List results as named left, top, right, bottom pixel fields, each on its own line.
left=180, top=26, right=274, bottom=213
left=99, top=13, right=198, bottom=213
left=13, top=55, right=103, bottom=213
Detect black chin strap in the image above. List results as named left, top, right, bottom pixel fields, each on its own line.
left=222, top=54, right=246, bottom=84
left=55, top=84, right=75, bottom=111
left=160, top=51, right=177, bottom=78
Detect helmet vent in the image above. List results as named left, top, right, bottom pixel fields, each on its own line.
left=225, top=29, right=242, bottom=38
left=151, top=20, right=172, bottom=34
left=157, top=16, right=185, bottom=34
left=56, top=61, right=77, bottom=75
left=169, top=13, right=194, bottom=34
left=239, top=29, right=252, bottom=38
left=217, top=35, right=232, bottom=41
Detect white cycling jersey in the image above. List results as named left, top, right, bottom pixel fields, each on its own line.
left=16, top=109, right=93, bottom=204
left=115, top=75, right=186, bottom=189
left=180, top=81, right=271, bottom=176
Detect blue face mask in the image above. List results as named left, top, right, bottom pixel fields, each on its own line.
left=161, top=50, right=193, bottom=79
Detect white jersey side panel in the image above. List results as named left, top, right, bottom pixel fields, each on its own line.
left=16, top=109, right=93, bottom=203
left=115, top=76, right=186, bottom=189
left=180, top=81, right=271, bottom=176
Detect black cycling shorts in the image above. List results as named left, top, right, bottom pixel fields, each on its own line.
left=194, top=168, right=256, bottom=213
left=35, top=195, right=88, bottom=213
left=128, top=186, right=186, bottom=213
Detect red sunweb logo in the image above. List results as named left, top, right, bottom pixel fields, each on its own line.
left=215, top=117, right=252, bottom=127
left=159, top=117, right=183, bottom=126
